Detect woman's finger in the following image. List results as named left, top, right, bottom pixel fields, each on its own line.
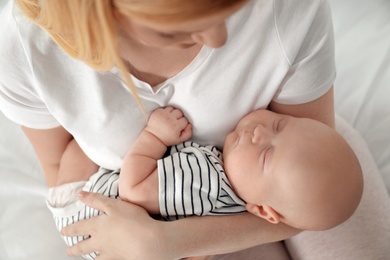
left=61, top=215, right=97, bottom=237
left=95, top=254, right=111, bottom=260
left=78, top=191, right=114, bottom=213
left=66, top=237, right=98, bottom=257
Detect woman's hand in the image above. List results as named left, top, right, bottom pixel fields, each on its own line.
left=61, top=191, right=172, bottom=260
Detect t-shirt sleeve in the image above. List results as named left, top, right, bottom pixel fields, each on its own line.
left=0, top=2, right=60, bottom=128
left=272, top=0, right=336, bottom=104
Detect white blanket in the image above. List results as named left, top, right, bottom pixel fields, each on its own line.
left=1, top=0, right=389, bottom=259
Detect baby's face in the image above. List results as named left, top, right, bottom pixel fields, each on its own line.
left=222, top=109, right=323, bottom=206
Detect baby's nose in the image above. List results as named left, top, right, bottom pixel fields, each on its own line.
left=252, top=125, right=271, bottom=144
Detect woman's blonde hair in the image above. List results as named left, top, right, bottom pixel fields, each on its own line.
left=16, top=0, right=247, bottom=110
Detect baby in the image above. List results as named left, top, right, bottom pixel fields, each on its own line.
left=47, top=107, right=363, bottom=258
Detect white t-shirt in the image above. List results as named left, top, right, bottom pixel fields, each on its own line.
left=0, top=0, right=336, bottom=170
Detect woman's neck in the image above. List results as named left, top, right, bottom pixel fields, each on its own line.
left=118, top=36, right=203, bottom=87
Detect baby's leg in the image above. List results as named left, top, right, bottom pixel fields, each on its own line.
left=56, top=139, right=99, bottom=186
left=285, top=119, right=390, bottom=259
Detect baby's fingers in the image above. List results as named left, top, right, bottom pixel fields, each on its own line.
left=180, top=123, right=193, bottom=142
left=169, top=107, right=185, bottom=119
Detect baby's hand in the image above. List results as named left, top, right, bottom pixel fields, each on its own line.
left=146, top=107, right=192, bottom=146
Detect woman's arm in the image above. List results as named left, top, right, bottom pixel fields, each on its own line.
left=269, top=87, right=335, bottom=128
left=164, top=213, right=299, bottom=258
left=62, top=192, right=300, bottom=259
left=56, top=139, right=99, bottom=186
left=22, top=126, right=73, bottom=187
left=23, top=126, right=99, bottom=187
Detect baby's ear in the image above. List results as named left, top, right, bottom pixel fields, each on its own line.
left=245, top=203, right=280, bottom=224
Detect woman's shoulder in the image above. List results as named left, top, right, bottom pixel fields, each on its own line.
left=227, top=0, right=331, bottom=57
left=273, top=0, right=333, bottom=64
left=273, top=0, right=328, bottom=15
left=0, top=2, right=25, bottom=63
left=0, top=2, right=48, bottom=73
left=0, top=2, right=94, bottom=91
left=238, top=0, right=328, bottom=24
left=0, top=2, right=66, bottom=71
left=0, top=2, right=39, bottom=97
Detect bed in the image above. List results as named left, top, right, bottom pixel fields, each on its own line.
left=1, top=0, right=389, bottom=259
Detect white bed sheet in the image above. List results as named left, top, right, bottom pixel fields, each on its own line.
left=0, top=0, right=389, bottom=259
left=332, top=0, right=390, bottom=192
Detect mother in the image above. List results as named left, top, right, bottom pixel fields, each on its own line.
left=0, top=0, right=387, bottom=259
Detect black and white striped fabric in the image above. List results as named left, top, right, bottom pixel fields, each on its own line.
left=158, top=141, right=246, bottom=221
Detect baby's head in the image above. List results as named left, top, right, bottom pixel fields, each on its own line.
left=223, top=109, right=363, bottom=231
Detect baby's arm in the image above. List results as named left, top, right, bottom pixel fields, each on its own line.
left=119, top=107, right=192, bottom=214
left=57, top=139, right=99, bottom=186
